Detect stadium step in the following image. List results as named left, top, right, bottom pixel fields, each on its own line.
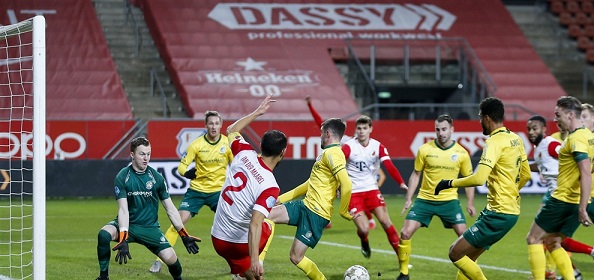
left=507, top=4, right=588, bottom=98
left=93, top=0, right=187, bottom=120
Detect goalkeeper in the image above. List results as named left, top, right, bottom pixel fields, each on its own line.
left=150, top=110, right=233, bottom=273
left=96, top=137, right=200, bottom=280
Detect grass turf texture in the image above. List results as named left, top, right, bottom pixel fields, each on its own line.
left=39, top=195, right=594, bottom=279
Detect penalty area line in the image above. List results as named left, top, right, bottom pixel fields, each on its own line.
left=277, top=235, right=530, bottom=275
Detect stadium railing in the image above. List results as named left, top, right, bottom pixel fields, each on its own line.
left=342, top=37, right=496, bottom=120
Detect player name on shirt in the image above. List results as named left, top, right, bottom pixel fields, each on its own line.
left=240, top=156, right=264, bottom=184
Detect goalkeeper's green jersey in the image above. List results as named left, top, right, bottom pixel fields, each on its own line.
left=415, top=140, right=472, bottom=201
left=178, top=134, right=233, bottom=193
left=114, top=165, right=169, bottom=227
left=553, top=127, right=594, bottom=204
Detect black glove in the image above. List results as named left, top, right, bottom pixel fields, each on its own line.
left=434, top=179, right=452, bottom=195
left=112, top=231, right=132, bottom=264
left=183, top=168, right=197, bottom=180
left=178, top=228, right=201, bottom=254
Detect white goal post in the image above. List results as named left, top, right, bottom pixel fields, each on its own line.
left=0, top=15, right=45, bottom=280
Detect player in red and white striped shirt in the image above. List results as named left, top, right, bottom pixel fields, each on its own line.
left=211, top=95, right=287, bottom=280
left=342, top=115, right=408, bottom=259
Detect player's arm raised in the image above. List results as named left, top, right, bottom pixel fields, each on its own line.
left=162, top=198, right=201, bottom=254
left=228, top=94, right=275, bottom=135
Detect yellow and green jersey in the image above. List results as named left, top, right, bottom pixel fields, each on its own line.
left=303, top=144, right=351, bottom=220
left=416, top=140, right=472, bottom=201
left=551, top=131, right=566, bottom=142
left=553, top=127, right=594, bottom=203
left=178, top=134, right=233, bottom=193
left=480, top=127, right=528, bottom=214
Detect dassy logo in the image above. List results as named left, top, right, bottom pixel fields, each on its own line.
left=197, top=57, right=319, bottom=97
left=208, top=3, right=456, bottom=31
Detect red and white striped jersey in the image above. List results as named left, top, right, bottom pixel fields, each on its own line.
left=342, top=138, right=388, bottom=193
left=211, top=132, right=279, bottom=243
left=533, top=135, right=561, bottom=192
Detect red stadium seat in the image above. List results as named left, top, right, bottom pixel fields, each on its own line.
left=567, top=0, right=581, bottom=14
left=569, top=24, right=585, bottom=38
left=577, top=35, right=593, bottom=50
left=586, top=47, right=594, bottom=63
left=585, top=24, right=594, bottom=38
left=559, top=11, right=576, bottom=26
left=551, top=0, right=565, bottom=15
left=575, top=12, right=591, bottom=25
left=582, top=1, right=594, bottom=15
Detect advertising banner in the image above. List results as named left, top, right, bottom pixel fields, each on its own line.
left=0, top=120, right=135, bottom=159
left=148, top=119, right=556, bottom=160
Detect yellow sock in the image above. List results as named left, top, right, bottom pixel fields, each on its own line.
left=259, top=219, right=275, bottom=262
left=456, top=270, right=470, bottom=280
left=544, top=248, right=556, bottom=274
left=551, top=248, right=574, bottom=280
left=397, top=239, right=411, bottom=275
left=528, top=244, right=546, bottom=280
left=296, top=256, right=326, bottom=280
left=156, top=225, right=179, bottom=262
left=453, top=256, right=486, bottom=280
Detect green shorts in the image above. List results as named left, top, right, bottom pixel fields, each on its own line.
left=284, top=200, right=329, bottom=249
left=405, top=198, right=466, bottom=228
left=541, top=189, right=553, bottom=204
left=535, top=196, right=579, bottom=237
left=108, top=220, right=171, bottom=255
left=463, top=209, right=518, bottom=249
left=179, top=189, right=220, bottom=216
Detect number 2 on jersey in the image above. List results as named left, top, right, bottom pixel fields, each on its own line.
left=221, top=172, right=248, bottom=205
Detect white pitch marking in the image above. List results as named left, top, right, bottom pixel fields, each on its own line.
left=277, top=235, right=530, bottom=275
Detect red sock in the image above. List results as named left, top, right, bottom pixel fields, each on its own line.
left=562, top=237, right=593, bottom=255
left=384, top=225, right=400, bottom=253
left=365, top=211, right=373, bottom=220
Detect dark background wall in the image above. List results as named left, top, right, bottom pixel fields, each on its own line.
left=0, top=159, right=416, bottom=197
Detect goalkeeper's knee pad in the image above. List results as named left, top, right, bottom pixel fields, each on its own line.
left=98, top=230, right=112, bottom=244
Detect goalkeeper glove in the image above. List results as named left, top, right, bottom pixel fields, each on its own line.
left=112, top=231, right=132, bottom=264
left=183, top=168, right=197, bottom=180
left=178, top=228, right=201, bottom=254
left=434, top=179, right=452, bottom=195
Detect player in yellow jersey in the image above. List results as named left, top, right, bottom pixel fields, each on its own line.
left=150, top=111, right=233, bottom=273
left=268, top=118, right=355, bottom=280
left=434, top=97, right=531, bottom=280
left=397, top=114, right=475, bottom=280
left=526, top=96, right=594, bottom=280
left=551, top=121, right=568, bottom=142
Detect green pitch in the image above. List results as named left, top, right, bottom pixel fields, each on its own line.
left=45, top=195, right=593, bottom=279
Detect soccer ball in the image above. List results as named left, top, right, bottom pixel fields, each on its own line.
left=343, top=265, right=370, bottom=280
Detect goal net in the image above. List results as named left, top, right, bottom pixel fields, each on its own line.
left=0, top=16, right=45, bottom=280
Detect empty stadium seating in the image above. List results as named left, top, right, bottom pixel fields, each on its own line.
left=0, top=0, right=132, bottom=119
left=135, top=0, right=564, bottom=120
left=549, top=0, right=594, bottom=63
